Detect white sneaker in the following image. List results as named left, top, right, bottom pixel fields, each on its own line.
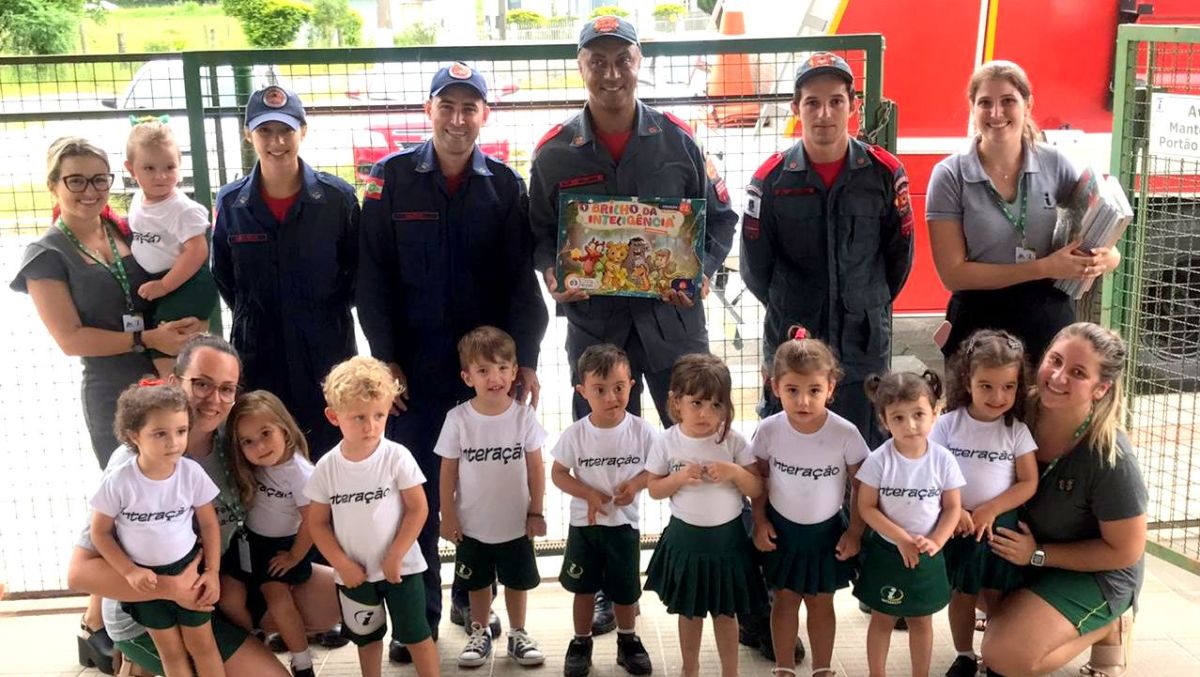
left=507, top=628, right=545, bottom=666
left=458, top=622, right=492, bottom=668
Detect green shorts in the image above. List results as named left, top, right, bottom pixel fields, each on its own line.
left=337, top=577, right=431, bottom=646
left=560, top=524, right=641, bottom=605
left=1028, top=568, right=1130, bottom=636
left=112, top=611, right=248, bottom=674
left=123, top=545, right=210, bottom=629
left=853, top=531, right=951, bottom=618
left=149, top=266, right=219, bottom=359
left=454, top=535, right=540, bottom=592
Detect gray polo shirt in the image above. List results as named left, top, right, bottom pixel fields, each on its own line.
left=926, top=141, right=1079, bottom=263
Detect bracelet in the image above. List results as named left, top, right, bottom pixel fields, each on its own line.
left=527, top=512, right=543, bottom=518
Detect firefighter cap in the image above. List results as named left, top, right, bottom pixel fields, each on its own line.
left=429, top=62, right=489, bottom=101
left=578, top=15, right=639, bottom=51
left=794, top=52, right=854, bottom=91
left=245, top=85, right=306, bottom=131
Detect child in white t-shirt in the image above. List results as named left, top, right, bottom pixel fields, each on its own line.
left=749, top=327, right=870, bottom=677
left=124, top=121, right=219, bottom=377
left=436, top=326, right=548, bottom=669
left=223, top=390, right=317, bottom=677
left=932, top=330, right=1039, bottom=677
left=550, top=344, right=656, bottom=677
left=90, top=381, right=223, bottom=677
left=856, top=370, right=965, bottom=677
left=644, top=353, right=766, bottom=677
left=305, top=356, right=437, bottom=677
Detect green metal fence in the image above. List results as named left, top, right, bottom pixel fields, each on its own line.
left=0, top=35, right=891, bottom=595
left=1109, top=23, right=1200, bottom=574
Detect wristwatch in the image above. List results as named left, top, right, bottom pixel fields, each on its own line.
left=131, top=330, right=146, bottom=354
left=1030, top=547, right=1046, bottom=567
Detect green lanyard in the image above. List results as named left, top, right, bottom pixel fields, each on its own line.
left=1039, top=411, right=1093, bottom=480
left=56, top=218, right=135, bottom=312
left=985, top=174, right=1029, bottom=246
left=206, top=433, right=246, bottom=529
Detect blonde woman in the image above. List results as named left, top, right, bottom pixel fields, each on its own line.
left=984, top=323, right=1146, bottom=677
left=926, top=62, right=1120, bottom=362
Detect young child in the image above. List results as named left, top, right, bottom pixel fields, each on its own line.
left=931, top=330, right=1038, bottom=677
left=89, top=381, right=224, bottom=677
left=749, top=327, right=870, bottom=677
left=644, top=353, right=766, bottom=677
left=304, top=356, right=439, bottom=677
left=855, top=371, right=964, bottom=677
left=223, top=390, right=317, bottom=677
left=125, top=121, right=219, bottom=377
left=550, top=344, right=656, bottom=677
left=437, top=325, right=548, bottom=669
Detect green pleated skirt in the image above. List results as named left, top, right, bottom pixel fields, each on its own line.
left=644, top=516, right=767, bottom=619
left=944, top=509, right=1026, bottom=595
left=762, top=506, right=856, bottom=595
left=853, top=531, right=950, bottom=617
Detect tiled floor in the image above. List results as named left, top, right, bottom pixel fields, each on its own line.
left=2, top=556, right=1197, bottom=676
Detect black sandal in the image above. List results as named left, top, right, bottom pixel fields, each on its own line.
left=78, top=619, right=116, bottom=675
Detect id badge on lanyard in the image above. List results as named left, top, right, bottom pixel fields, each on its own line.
left=56, top=219, right=143, bottom=331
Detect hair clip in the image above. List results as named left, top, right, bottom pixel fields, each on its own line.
left=789, top=325, right=808, bottom=340
left=138, top=378, right=164, bottom=387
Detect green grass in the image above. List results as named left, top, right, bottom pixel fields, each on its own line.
left=0, top=184, right=56, bottom=237
left=79, top=5, right=247, bottom=55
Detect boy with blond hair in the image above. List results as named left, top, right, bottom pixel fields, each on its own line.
left=305, top=356, right=438, bottom=677
left=437, top=326, right=548, bottom=668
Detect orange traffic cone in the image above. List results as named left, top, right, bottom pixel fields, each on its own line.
left=708, top=10, right=759, bottom=128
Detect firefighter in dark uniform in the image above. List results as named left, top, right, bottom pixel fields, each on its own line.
left=213, top=86, right=359, bottom=460
left=740, top=52, right=915, bottom=649
left=741, top=52, right=914, bottom=449
left=529, top=15, right=737, bottom=426
left=356, top=63, right=548, bottom=661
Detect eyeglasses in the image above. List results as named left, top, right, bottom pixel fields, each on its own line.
left=183, top=377, right=240, bottom=403
left=60, top=174, right=114, bottom=193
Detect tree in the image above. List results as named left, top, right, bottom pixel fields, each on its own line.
left=506, top=9, right=548, bottom=29
left=310, top=0, right=363, bottom=46
left=0, top=0, right=84, bottom=55
left=653, top=3, right=686, bottom=23
left=223, top=0, right=313, bottom=48
left=589, top=5, right=629, bottom=18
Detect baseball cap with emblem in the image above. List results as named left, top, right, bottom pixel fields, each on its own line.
left=245, top=85, right=306, bottom=130
left=578, top=15, right=639, bottom=51
left=794, top=52, right=855, bottom=91
left=429, top=62, right=489, bottom=101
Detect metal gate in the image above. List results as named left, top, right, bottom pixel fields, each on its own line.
left=0, top=34, right=891, bottom=595
left=1108, top=23, right=1200, bottom=574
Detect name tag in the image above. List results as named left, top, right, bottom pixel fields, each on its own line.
left=231, top=233, right=269, bottom=244
left=1015, top=246, right=1037, bottom=263
left=392, top=211, right=439, bottom=221
left=122, top=313, right=145, bottom=332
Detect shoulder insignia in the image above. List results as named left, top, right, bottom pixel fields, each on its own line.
left=864, top=143, right=904, bottom=175
left=535, top=123, right=567, bottom=152
left=752, top=152, right=785, bottom=182
left=364, top=175, right=384, bottom=200
left=662, top=111, right=695, bottom=138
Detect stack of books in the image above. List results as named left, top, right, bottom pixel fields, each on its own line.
left=1053, top=167, right=1134, bottom=299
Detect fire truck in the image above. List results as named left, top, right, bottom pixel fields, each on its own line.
left=771, top=0, right=1200, bottom=381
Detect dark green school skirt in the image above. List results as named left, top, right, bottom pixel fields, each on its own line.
left=944, top=509, right=1026, bottom=595
left=762, top=506, right=856, bottom=595
left=853, top=531, right=950, bottom=617
left=644, top=516, right=767, bottom=619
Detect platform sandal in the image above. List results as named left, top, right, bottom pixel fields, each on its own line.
left=78, top=618, right=116, bottom=675
left=1078, top=613, right=1132, bottom=677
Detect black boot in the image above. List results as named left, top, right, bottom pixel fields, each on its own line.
left=77, top=623, right=115, bottom=676
left=591, top=590, right=616, bottom=636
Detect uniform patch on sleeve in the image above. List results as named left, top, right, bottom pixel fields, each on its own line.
left=745, top=193, right=761, bottom=220
left=706, top=157, right=729, bottom=204
left=894, top=172, right=914, bottom=238
left=364, top=175, right=384, bottom=200
left=744, top=216, right=761, bottom=240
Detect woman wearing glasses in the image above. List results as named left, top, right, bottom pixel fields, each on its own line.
left=11, top=137, right=201, bottom=468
